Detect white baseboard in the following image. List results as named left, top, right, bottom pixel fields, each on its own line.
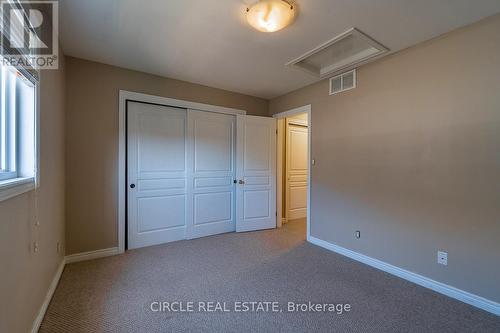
left=307, top=236, right=500, bottom=316
left=31, top=247, right=121, bottom=332
left=65, top=247, right=120, bottom=264
left=31, top=258, right=65, bottom=333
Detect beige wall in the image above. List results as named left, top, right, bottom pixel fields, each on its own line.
left=0, top=55, right=66, bottom=332
left=270, top=14, right=500, bottom=302
left=65, top=57, right=269, bottom=255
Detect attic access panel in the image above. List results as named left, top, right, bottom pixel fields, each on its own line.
left=286, top=28, right=388, bottom=78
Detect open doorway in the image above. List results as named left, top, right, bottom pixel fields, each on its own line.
left=274, top=105, right=311, bottom=239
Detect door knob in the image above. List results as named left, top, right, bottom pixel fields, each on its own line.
left=130, top=184, right=136, bottom=189
left=238, top=179, right=245, bottom=185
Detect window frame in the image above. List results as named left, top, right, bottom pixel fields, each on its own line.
left=0, top=64, right=17, bottom=180
left=0, top=63, right=39, bottom=202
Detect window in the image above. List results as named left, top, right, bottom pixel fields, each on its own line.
left=0, top=61, right=37, bottom=200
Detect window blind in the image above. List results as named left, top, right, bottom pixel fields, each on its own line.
left=0, top=0, right=40, bottom=84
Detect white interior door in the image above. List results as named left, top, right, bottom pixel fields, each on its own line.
left=186, top=110, right=236, bottom=239
left=286, top=123, right=308, bottom=220
left=236, top=115, right=276, bottom=232
left=127, top=102, right=187, bottom=249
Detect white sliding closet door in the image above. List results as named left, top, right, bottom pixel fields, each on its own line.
left=186, top=110, right=236, bottom=239
left=128, top=103, right=276, bottom=249
left=236, top=115, right=277, bottom=232
left=127, top=102, right=187, bottom=249
left=128, top=102, right=237, bottom=249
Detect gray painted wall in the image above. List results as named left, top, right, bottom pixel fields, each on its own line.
left=269, top=14, right=500, bottom=303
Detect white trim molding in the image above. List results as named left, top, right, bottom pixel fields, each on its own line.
left=276, top=118, right=284, bottom=228
left=308, top=236, right=500, bottom=316
left=65, top=247, right=120, bottom=264
left=0, top=177, right=35, bottom=202
left=120, top=91, right=246, bottom=116
left=31, top=247, right=122, bottom=332
left=31, top=259, right=65, bottom=333
left=118, top=90, right=247, bottom=253
left=272, top=105, right=311, bottom=119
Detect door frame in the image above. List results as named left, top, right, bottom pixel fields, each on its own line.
left=118, top=90, right=246, bottom=253
left=272, top=105, right=311, bottom=239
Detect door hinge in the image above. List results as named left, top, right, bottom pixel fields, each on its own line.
left=275, top=211, right=277, bottom=217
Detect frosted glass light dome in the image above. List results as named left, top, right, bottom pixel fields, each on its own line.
left=246, top=0, right=296, bottom=33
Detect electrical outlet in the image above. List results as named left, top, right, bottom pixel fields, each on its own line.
left=355, top=230, right=361, bottom=239
left=437, top=251, right=447, bottom=266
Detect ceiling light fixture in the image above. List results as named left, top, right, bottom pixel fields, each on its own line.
left=246, top=0, right=296, bottom=33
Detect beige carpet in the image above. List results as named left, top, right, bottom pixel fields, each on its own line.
left=40, top=219, right=499, bottom=332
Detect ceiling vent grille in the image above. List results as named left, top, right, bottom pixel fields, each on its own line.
left=329, top=69, right=356, bottom=95
left=286, top=28, right=388, bottom=78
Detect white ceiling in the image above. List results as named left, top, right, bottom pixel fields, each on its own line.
left=59, top=0, right=500, bottom=99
